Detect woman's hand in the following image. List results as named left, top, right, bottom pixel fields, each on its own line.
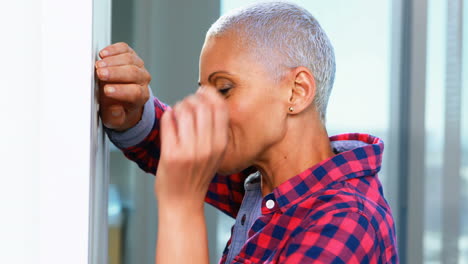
left=155, top=87, right=229, bottom=264
left=155, top=87, right=229, bottom=208
left=96, top=42, right=151, bottom=131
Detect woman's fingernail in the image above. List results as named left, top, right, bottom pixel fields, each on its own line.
left=112, top=110, right=121, bottom=117
left=101, top=50, right=109, bottom=57
left=98, top=69, right=109, bottom=80
left=105, top=86, right=115, bottom=94
left=97, top=61, right=107, bottom=68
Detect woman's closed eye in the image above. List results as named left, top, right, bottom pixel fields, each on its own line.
left=218, top=86, right=232, bottom=96
left=213, top=76, right=235, bottom=97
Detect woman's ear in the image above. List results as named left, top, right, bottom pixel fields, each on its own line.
left=288, top=66, right=316, bottom=114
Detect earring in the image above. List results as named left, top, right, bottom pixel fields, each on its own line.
left=289, top=107, right=294, bottom=112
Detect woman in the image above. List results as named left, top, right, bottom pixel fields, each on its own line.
left=98, top=2, right=398, bottom=263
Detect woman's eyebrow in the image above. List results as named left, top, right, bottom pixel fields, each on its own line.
left=208, top=71, right=233, bottom=82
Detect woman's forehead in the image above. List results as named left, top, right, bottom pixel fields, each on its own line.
left=200, top=35, right=268, bottom=77
left=201, top=35, right=242, bottom=60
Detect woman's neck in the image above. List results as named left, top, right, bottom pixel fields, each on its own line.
left=254, top=116, right=335, bottom=196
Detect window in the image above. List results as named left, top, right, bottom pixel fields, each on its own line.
left=424, top=0, right=468, bottom=263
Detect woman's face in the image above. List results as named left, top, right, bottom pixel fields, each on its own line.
left=199, top=34, right=291, bottom=175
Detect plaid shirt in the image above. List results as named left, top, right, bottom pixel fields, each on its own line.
left=120, top=98, right=399, bottom=263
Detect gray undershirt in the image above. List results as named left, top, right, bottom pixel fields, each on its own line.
left=224, top=172, right=262, bottom=264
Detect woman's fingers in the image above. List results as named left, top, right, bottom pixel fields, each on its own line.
left=99, top=42, right=135, bottom=58
left=100, top=104, right=126, bottom=129
left=102, top=83, right=149, bottom=106
left=159, top=89, right=229, bottom=168
left=188, top=94, right=214, bottom=162
left=96, top=52, right=144, bottom=68
left=96, top=65, right=150, bottom=83
left=96, top=42, right=151, bottom=132
left=173, top=100, right=197, bottom=156
left=203, top=88, right=229, bottom=155
left=155, top=91, right=229, bottom=207
left=160, top=109, right=178, bottom=157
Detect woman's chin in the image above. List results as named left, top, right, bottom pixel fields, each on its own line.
left=216, top=160, right=244, bottom=176
left=217, top=160, right=253, bottom=176
left=217, top=150, right=252, bottom=176
left=216, top=166, right=237, bottom=176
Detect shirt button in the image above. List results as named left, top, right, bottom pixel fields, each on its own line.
left=241, top=214, right=246, bottom=225
left=266, top=199, right=275, bottom=209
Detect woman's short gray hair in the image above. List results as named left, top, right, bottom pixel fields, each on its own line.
left=206, top=1, right=336, bottom=123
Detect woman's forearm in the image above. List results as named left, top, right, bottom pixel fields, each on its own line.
left=156, top=203, right=209, bottom=264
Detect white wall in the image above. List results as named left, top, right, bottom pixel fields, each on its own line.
left=0, top=0, right=42, bottom=262
left=0, top=0, right=106, bottom=263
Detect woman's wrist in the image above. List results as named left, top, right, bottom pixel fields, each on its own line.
left=157, top=198, right=205, bottom=225
left=156, top=201, right=209, bottom=264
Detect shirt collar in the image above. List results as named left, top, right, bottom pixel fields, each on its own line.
left=261, top=133, right=384, bottom=215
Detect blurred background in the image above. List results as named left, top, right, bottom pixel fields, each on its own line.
left=106, top=0, right=468, bottom=263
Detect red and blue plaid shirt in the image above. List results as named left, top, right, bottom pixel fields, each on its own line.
left=120, top=98, right=399, bottom=263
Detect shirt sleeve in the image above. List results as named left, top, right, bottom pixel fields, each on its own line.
left=280, top=211, right=381, bottom=263
left=205, top=170, right=251, bottom=218
left=105, top=94, right=246, bottom=219
left=106, top=93, right=157, bottom=149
